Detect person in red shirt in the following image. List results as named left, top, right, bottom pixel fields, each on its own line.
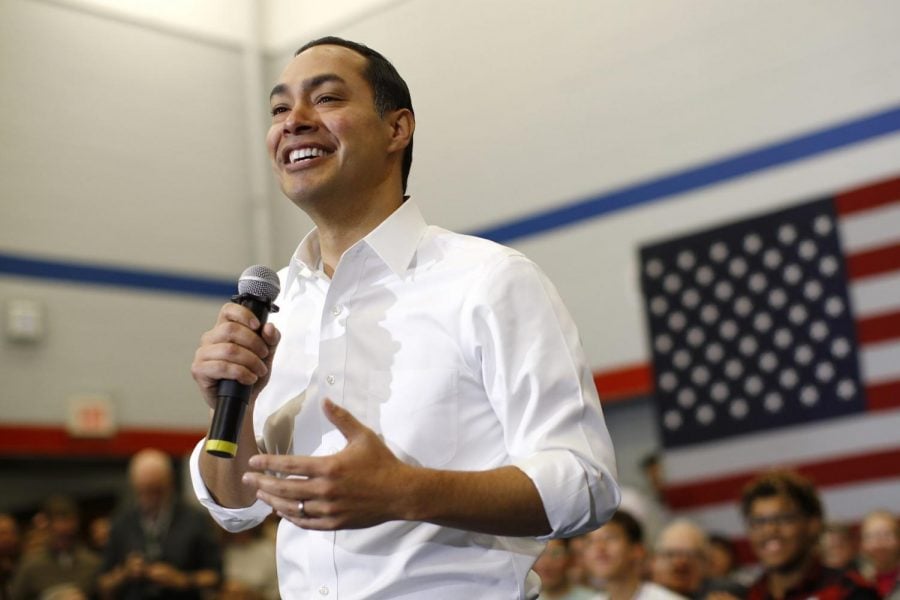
left=740, top=470, right=876, bottom=600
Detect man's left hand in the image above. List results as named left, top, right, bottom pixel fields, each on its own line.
left=242, top=399, right=416, bottom=530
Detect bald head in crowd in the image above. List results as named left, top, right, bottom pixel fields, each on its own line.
left=652, top=519, right=709, bottom=598
left=129, top=449, right=175, bottom=518
left=860, top=509, right=900, bottom=595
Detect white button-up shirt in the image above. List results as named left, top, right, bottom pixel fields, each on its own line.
left=190, top=199, right=620, bottom=599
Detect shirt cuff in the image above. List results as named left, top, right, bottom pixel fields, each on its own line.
left=189, top=438, right=272, bottom=532
left=514, top=449, right=620, bottom=540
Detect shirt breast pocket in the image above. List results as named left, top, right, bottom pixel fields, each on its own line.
left=368, top=368, right=458, bottom=468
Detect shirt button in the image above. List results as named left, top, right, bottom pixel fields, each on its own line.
left=331, top=304, right=343, bottom=316
left=326, top=374, right=335, bottom=385
left=318, top=585, right=329, bottom=596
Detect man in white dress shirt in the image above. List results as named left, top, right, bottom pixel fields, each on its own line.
left=189, top=36, right=620, bottom=599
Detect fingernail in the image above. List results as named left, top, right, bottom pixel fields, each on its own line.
left=241, top=473, right=252, bottom=484
left=248, top=455, right=262, bottom=468
left=250, top=318, right=261, bottom=330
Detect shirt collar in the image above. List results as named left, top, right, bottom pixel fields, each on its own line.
left=284, top=198, right=427, bottom=292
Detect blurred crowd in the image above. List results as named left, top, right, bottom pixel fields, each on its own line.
left=535, top=461, right=899, bottom=600
left=0, top=449, right=278, bottom=600
left=2, top=449, right=898, bottom=600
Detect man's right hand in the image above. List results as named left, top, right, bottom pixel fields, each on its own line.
left=191, top=302, right=281, bottom=409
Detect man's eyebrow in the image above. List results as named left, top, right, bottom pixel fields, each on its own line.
left=269, top=83, right=288, bottom=101
left=269, top=74, right=347, bottom=101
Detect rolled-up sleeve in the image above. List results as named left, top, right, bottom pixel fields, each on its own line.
left=470, top=254, right=621, bottom=539
left=188, top=439, right=272, bottom=532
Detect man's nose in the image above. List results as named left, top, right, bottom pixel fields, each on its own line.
left=284, top=104, right=317, bottom=134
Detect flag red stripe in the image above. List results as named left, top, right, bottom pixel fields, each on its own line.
left=664, top=446, right=900, bottom=510
left=0, top=424, right=204, bottom=457
left=835, top=176, right=900, bottom=215
left=867, top=380, right=900, bottom=411
left=856, top=310, right=900, bottom=345
left=846, top=242, right=900, bottom=280
left=593, top=363, right=653, bottom=401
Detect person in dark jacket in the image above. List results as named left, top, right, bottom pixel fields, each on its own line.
left=98, top=449, right=221, bottom=600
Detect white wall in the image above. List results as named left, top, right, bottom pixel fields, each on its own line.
left=2, top=0, right=899, bottom=490
left=0, top=0, right=254, bottom=429
left=39, top=0, right=257, bottom=46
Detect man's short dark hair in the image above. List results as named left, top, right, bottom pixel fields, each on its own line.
left=608, top=509, right=644, bottom=544
left=740, top=470, right=823, bottom=519
left=295, top=36, right=414, bottom=193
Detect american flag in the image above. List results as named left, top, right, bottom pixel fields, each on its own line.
left=639, top=175, right=900, bottom=537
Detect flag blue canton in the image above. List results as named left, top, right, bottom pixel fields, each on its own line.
left=640, top=198, right=864, bottom=448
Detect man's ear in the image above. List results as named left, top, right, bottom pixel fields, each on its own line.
left=386, top=108, right=415, bottom=153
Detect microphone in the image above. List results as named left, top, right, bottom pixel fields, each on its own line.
left=205, top=265, right=280, bottom=458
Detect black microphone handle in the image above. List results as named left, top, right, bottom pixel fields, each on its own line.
left=205, top=294, right=275, bottom=458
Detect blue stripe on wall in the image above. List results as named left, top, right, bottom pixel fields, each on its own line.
left=3, top=103, right=900, bottom=297
left=0, top=253, right=235, bottom=299
left=472, top=103, right=900, bottom=242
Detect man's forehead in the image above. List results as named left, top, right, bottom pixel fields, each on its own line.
left=283, top=44, right=367, bottom=80
left=862, top=513, right=897, bottom=530
left=659, top=525, right=704, bottom=548
left=750, top=494, right=799, bottom=514
left=589, top=522, right=624, bottom=539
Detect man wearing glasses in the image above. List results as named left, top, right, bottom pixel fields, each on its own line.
left=741, top=471, right=876, bottom=600
left=650, top=519, right=709, bottom=599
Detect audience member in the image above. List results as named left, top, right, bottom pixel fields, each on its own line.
left=19, top=513, right=49, bottom=558
left=220, top=524, right=277, bottom=600
left=585, top=510, right=686, bottom=600
left=534, top=538, right=595, bottom=600
left=740, top=470, right=877, bottom=600
left=98, top=449, right=222, bottom=600
left=88, top=516, right=111, bottom=555
left=706, top=535, right=737, bottom=580
left=9, top=496, right=100, bottom=600
left=0, top=514, right=21, bottom=600
left=704, top=534, right=750, bottom=599
left=820, top=522, right=859, bottom=572
left=859, top=509, right=900, bottom=597
left=651, top=520, right=708, bottom=599
left=567, top=534, right=592, bottom=589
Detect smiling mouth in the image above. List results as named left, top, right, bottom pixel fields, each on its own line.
left=287, top=147, right=332, bottom=164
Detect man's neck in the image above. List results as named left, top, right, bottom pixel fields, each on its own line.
left=767, top=554, right=816, bottom=599
left=311, top=192, right=404, bottom=277
left=606, top=573, right=641, bottom=600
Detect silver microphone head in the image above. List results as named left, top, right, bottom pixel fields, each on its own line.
left=237, top=265, right=280, bottom=301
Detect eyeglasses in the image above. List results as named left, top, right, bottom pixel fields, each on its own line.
left=746, top=512, right=803, bottom=531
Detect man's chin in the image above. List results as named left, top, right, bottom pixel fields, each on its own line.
left=766, top=553, right=809, bottom=575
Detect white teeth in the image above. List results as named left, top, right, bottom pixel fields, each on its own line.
left=288, top=147, right=328, bottom=163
